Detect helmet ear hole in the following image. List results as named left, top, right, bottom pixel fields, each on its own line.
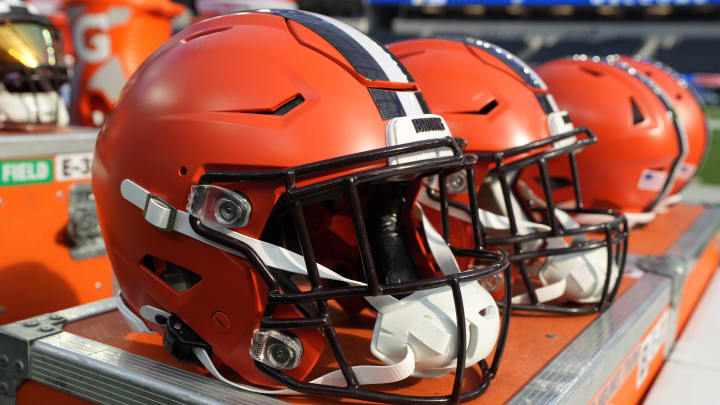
left=140, top=255, right=202, bottom=293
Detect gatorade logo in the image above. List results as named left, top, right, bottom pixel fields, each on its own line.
left=0, top=159, right=53, bottom=186
left=72, top=7, right=131, bottom=63
left=73, top=12, right=111, bottom=63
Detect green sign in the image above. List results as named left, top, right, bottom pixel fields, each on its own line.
left=0, top=158, right=53, bottom=187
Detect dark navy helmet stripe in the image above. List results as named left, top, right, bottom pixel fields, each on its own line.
left=437, top=36, right=557, bottom=114
left=268, top=9, right=390, bottom=82
left=263, top=10, right=424, bottom=120
left=441, top=36, right=547, bottom=90
left=368, top=88, right=405, bottom=120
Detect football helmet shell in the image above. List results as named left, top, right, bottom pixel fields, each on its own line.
left=615, top=55, right=709, bottom=196
left=388, top=38, right=628, bottom=314
left=536, top=55, right=688, bottom=221
left=93, top=11, right=509, bottom=404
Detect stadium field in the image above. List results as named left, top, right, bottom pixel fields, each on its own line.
left=697, top=106, right=720, bottom=185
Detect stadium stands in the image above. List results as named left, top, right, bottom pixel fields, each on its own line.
left=654, top=39, right=720, bottom=73
left=525, top=38, right=644, bottom=63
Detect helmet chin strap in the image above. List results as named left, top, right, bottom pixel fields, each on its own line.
left=419, top=182, right=618, bottom=304
left=653, top=193, right=682, bottom=214
left=116, top=297, right=417, bottom=395
left=515, top=183, right=621, bottom=303
left=557, top=200, right=658, bottom=228
left=594, top=211, right=654, bottom=229
left=119, top=179, right=498, bottom=392
left=193, top=346, right=416, bottom=395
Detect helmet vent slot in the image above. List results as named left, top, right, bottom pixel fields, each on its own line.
left=477, top=100, right=499, bottom=115
left=140, top=255, right=202, bottom=293
left=580, top=67, right=603, bottom=77
left=630, top=98, right=644, bottom=124
left=181, top=26, right=232, bottom=43
left=242, top=94, right=305, bottom=116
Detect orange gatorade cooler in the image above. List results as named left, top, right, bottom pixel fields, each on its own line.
left=0, top=127, right=115, bottom=325
left=194, top=0, right=297, bottom=19
left=66, top=0, right=184, bottom=127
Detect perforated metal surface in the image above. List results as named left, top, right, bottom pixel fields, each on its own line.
left=53, top=298, right=116, bottom=323
left=30, top=332, right=287, bottom=405
left=0, top=128, right=98, bottom=160
left=665, top=205, right=720, bottom=260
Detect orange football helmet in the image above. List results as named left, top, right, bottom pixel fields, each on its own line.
left=615, top=55, right=709, bottom=198
left=535, top=55, right=688, bottom=226
left=93, top=11, right=510, bottom=403
left=388, top=38, right=628, bottom=314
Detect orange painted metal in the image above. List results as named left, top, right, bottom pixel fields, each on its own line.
left=0, top=175, right=114, bottom=325
left=0, top=126, right=114, bottom=325
left=66, top=0, right=184, bottom=126
left=628, top=203, right=706, bottom=256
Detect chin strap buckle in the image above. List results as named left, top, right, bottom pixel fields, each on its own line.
left=163, top=315, right=212, bottom=364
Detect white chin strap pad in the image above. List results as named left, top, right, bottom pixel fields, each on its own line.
left=421, top=187, right=620, bottom=305
left=655, top=194, right=682, bottom=213
left=0, top=88, right=69, bottom=126
left=370, top=282, right=499, bottom=377
left=564, top=247, right=618, bottom=303
left=535, top=237, right=618, bottom=304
